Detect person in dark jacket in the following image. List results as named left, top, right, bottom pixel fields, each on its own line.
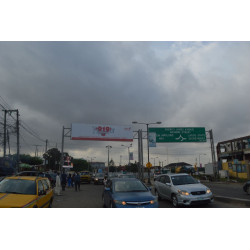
left=74, top=172, right=80, bottom=191
left=61, top=171, right=67, bottom=191
left=71, top=173, right=75, bottom=187
left=67, top=173, right=72, bottom=188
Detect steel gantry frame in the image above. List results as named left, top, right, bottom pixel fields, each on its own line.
left=60, top=126, right=72, bottom=173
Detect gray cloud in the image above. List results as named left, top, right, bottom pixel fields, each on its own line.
left=1, top=41, right=250, bottom=166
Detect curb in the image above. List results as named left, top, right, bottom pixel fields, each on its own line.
left=214, top=195, right=250, bottom=207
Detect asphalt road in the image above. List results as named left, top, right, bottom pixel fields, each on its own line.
left=200, top=181, right=250, bottom=200
left=52, top=182, right=240, bottom=208
left=52, top=183, right=104, bottom=208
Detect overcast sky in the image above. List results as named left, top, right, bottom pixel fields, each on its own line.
left=1, top=41, right=250, bottom=166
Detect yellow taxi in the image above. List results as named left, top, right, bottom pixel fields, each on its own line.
left=0, top=176, right=53, bottom=208
left=80, top=171, right=91, bottom=184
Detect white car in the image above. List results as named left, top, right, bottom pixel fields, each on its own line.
left=154, top=173, right=214, bottom=207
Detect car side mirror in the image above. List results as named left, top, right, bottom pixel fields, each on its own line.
left=148, top=186, right=152, bottom=191
left=197, top=180, right=200, bottom=183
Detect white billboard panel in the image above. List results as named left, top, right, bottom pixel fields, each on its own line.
left=71, top=123, right=133, bottom=142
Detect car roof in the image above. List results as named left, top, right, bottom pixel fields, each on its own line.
left=5, top=176, right=46, bottom=181
left=111, top=177, right=138, bottom=182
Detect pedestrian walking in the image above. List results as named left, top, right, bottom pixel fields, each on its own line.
left=61, top=171, right=67, bottom=191
left=54, top=172, right=62, bottom=196
left=103, top=176, right=107, bottom=187
left=67, top=173, right=72, bottom=188
left=71, top=173, right=75, bottom=188
left=74, top=172, right=80, bottom=191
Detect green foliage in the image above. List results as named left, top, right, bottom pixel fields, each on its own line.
left=109, top=159, right=115, bottom=167
left=125, top=163, right=138, bottom=173
left=72, top=159, right=89, bottom=172
left=43, top=148, right=61, bottom=170
left=109, top=166, right=117, bottom=172
left=19, top=154, right=43, bottom=165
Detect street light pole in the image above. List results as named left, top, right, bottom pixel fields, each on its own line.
left=132, top=121, right=161, bottom=185
left=151, top=156, right=159, bottom=174
left=87, top=156, right=96, bottom=172
left=121, top=143, right=133, bottom=165
left=199, top=153, right=206, bottom=168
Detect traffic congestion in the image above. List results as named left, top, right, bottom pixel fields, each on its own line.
left=2, top=167, right=247, bottom=208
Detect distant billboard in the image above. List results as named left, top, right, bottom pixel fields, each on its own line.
left=71, top=123, right=133, bottom=142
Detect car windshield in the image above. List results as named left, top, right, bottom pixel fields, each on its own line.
left=0, top=179, right=36, bottom=195
left=119, top=174, right=134, bottom=178
left=114, top=180, right=148, bottom=192
left=171, top=175, right=198, bottom=185
left=81, top=172, right=89, bottom=175
left=96, top=173, right=104, bottom=177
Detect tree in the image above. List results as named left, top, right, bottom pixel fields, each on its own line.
left=72, top=159, right=89, bottom=172
left=109, top=166, right=117, bottom=172
left=109, top=159, right=115, bottom=167
left=43, top=148, right=61, bottom=170
left=126, top=163, right=138, bottom=173
left=12, top=154, right=43, bottom=166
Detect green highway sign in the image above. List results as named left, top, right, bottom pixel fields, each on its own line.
left=148, top=127, right=207, bottom=143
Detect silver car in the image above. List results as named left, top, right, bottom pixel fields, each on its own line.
left=154, top=173, right=213, bottom=207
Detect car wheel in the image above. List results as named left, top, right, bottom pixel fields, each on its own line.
left=155, top=189, right=162, bottom=201
left=247, top=186, right=250, bottom=195
left=172, top=194, right=179, bottom=208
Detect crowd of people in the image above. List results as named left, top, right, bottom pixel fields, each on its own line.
left=54, top=171, right=81, bottom=195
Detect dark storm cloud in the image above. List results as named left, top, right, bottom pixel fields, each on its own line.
left=1, top=42, right=169, bottom=125
left=1, top=41, right=250, bottom=164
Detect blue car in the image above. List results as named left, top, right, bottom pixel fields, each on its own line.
left=102, top=178, right=158, bottom=208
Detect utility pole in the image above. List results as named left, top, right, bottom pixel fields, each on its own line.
left=7, top=130, right=10, bottom=155
left=2, top=109, right=20, bottom=171
left=33, top=145, right=40, bottom=157
left=45, top=139, right=48, bottom=152
left=16, top=109, right=20, bottom=172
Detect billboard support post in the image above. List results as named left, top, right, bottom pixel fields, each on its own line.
left=106, top=145, right=112, bottom=178
left=60, top=126, right=72, bottom=173
left=208, top=129, right=217, bottom=177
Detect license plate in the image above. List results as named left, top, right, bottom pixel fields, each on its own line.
left=197, top=197, right=204, bottom=200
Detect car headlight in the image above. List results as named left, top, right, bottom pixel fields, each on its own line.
left=95, top=178, right=98, bottom=181
left=178, top=190, right=190, bottom=196
left=206, top=189, right=211, bottom=194
left=114, top=200, right=126, bottom=205
left=150, top=198, right=158, bottom=204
